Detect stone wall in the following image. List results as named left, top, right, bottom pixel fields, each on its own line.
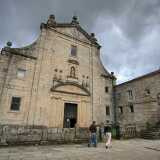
left=115, top=70, right=160, bottom=137
left=0, top=125, right=89, bottom=146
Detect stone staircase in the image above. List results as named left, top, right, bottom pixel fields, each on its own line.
left=141, top=123, right=160, bottom=139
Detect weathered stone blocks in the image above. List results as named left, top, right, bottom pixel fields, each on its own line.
left=0, top=125, right=89, bottom=146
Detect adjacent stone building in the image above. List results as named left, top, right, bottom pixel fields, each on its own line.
left=0, top=15, right=115, bottom=129
left=115, top=69, right=160, bottom=137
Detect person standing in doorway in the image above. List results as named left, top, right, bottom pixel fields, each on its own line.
left=88, top=121, right=97, bottom=147
left=104, top=121, right=112, bottom=149
left=66, top=118, right=70, bottom=128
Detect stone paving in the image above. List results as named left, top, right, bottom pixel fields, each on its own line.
left=0, top=139, right=160, bottom=160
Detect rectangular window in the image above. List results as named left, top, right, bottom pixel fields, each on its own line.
left=17, top=68, right=26, bottom=78
left=10, top=97, right=21, bottom=111
left=106, top=106, right=110, bottom=115
left=71, top=45, right=77, bottom=57
left=105, top=86, right=109, bottom=93
left=129, top=104, right=134, bottom=113
left=118, top=106, right=123, bottom=114
left=128, top=90, right=133, bottom=99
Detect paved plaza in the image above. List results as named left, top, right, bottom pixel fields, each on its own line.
left=0, top=139, right=160, bottom=160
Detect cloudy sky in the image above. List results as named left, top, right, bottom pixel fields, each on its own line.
left=0, top=0, right=160, bottom=83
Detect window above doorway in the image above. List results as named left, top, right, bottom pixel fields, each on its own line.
left=71, top=45, right=77, bottom=57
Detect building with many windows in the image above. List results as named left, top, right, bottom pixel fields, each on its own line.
left=115, top=69, right=160, bottom=137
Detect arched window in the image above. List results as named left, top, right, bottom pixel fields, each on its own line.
left=70, top=66, right=76, bottom=78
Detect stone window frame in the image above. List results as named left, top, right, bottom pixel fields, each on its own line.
left=127, top=89, right=133, bottom=100
left=70, top=45, right=77, bottom=57
left=129, top=103, right=134, bottom=113
left=17, top=68, right=26, bottom=79
left=118, top=106, right=123, bottom=114
left=105, top=86, right=109, bottom=93
left=106, top=106, right=110, bottom=116
left=10, top=96, right=21, bottom=111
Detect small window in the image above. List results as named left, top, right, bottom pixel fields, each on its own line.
left=71, top=45, right=77, bottom=57
left=106, top=106, right=110, bottom=115
left=10, top=97, right=21, bottom=111
left=118, top=106, right=123, bottom=114
left=128, top=90, right=133, bottom=99
left=105, top=87, right=109, bottom=93
left=17, top=68, right=26, bottom=78
left=129, top=104, right=134, bottom=113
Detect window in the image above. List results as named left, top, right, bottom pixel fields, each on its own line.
left=129, top=104, right=134, bottom=113
left=105, top=86, right=109, bottom=93
left=106, top=106, right=110, bottom=115
left=17, top=68, right=26, bottom=78
left=10, top=97, right=21, bottom=111
left=70, top=66, right=76, bottom=78
left=71, top=45, right=77, bottom=57
left=128, top=90, right=133, bottom=99
left=118, top=106, right=123, bottom=114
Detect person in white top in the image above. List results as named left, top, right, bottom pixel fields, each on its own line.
left=104, top=121, right=112, bottom=149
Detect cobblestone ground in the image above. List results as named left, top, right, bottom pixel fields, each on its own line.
left=0, top=139, right=160, bottom=160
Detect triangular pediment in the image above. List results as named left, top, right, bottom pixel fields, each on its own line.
left=56, top=26, right=91, bottom=43
left=51, top=82, right=90, bottom=96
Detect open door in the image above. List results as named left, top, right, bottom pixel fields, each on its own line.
left=63, top=103, right=77, bottom=128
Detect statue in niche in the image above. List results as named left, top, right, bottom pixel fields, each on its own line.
left=82, top=80, right=85, bottom=87
left=70, top=66, right=76, bottom=78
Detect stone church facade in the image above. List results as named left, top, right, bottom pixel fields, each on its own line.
left=0, top=15, right=159, bottom=143
left=0, top=15, right=114, bottom=129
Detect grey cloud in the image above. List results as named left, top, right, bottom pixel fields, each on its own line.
left=0, top=0, right=160, bottom=83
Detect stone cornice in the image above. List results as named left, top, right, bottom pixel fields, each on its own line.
left=2, top=47, right=37, bottom=60
left=40, top=22, right=101, bottom=49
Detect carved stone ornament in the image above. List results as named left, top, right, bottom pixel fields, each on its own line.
left=71, top=16, right=79, bottom=25
left=47, top=14, right=56, bottom=27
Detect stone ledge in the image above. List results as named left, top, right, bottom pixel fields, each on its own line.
left=0, top=125, right=89, bottom=146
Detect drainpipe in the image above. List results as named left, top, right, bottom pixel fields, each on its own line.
left=111, top=72, right=117, bottom=126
